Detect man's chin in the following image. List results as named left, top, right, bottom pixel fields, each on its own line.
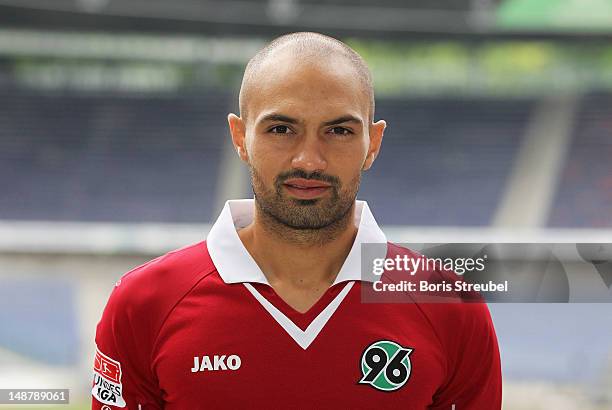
left=267, top=200, right=336, bottom=228
left=288, top=197, right=320, bottom=206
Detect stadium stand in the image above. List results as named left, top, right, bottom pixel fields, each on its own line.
left=548, top=93, right=612, bottom=228
left=360, top=97, right=535, bottom=226
left=0, top=88, right=231, bottom=222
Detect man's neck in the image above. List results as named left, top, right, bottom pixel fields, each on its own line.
left=237, top=202, right=358, bottom=291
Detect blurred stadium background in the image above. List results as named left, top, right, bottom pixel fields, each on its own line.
left=0, top=0, right=611, bottom=408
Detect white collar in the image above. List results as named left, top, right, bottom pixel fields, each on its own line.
left=206, top=199, right=387, bottom=286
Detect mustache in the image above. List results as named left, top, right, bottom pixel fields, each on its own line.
left=276, top=169, right=340, bottom=187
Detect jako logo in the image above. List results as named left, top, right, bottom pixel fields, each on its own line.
left=191, top=355, right=241, bottom=372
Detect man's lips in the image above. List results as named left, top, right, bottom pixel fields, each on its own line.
left=283, top=178, right=332, bottom=199
left=284, top=178, right=332, bottom=189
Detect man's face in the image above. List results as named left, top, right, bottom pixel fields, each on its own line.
left=232, top=53, right=383, bottom=230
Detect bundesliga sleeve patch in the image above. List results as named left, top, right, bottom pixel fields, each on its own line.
left=92, top=346, right=127, bottom=408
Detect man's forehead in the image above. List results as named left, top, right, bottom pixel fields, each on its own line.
left=246, top=58, right=368, bottom=120
left=254, top=109, right=365, bottom=126
left=239, top=36, right=374, bottom=123
left=249, top=94, right=367, bottom=126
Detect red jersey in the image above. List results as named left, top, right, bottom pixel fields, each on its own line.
left=92, top=199, right=501, bottom=409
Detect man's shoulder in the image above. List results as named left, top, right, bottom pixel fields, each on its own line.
left=120, top=241, right=215, bottom=285
left=384, top=241, right=493, bottom=328
left=386, top=241, right=421, bottom=258
left=95, top=241, right=220, bottom=364
left=105, top=241, right=217, bottom=315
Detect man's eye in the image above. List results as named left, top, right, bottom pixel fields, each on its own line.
left=329, top=127, right=353, bottom=135
left=269, top=125, right=291, bottom=134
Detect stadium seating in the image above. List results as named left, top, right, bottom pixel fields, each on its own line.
left=0, top=88, right=231, bottom=222
left=361, top=97, right=534, bottom=226
left=548, top=93, right=612, bottom=228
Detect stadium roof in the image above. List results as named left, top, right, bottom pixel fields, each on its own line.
left=2, top=0, right=612, bottom=41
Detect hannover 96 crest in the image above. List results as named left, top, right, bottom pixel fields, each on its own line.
left=358, top=340, right=413, bottom=392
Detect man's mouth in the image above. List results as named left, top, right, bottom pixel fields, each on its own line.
left=283, top=178, right=332, bottom=199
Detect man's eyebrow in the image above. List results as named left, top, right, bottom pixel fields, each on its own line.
left=259, top=113, right=300, bottom=124
left=322, top=115, right=362, bottom=126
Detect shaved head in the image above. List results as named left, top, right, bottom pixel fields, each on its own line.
left=227, top=31, right=386, bottom=243
left=239, top=32, right=375, bottom=123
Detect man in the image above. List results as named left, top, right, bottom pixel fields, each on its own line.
left=92, top=32, right=501, bottom=409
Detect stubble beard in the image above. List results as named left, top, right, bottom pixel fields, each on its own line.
left=249, top=165, right=361, bottom=246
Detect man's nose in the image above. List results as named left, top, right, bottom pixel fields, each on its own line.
left=291, top=134, right=327, bottom=172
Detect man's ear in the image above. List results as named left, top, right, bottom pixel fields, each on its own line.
left=227, top=113, right=249, bottom=162
left=363, top=119, right=386, bottom=171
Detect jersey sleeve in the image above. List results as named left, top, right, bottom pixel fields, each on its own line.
left=429, top=302, right=502, bottom=410
left=92, top=272, right=164, bottom=409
